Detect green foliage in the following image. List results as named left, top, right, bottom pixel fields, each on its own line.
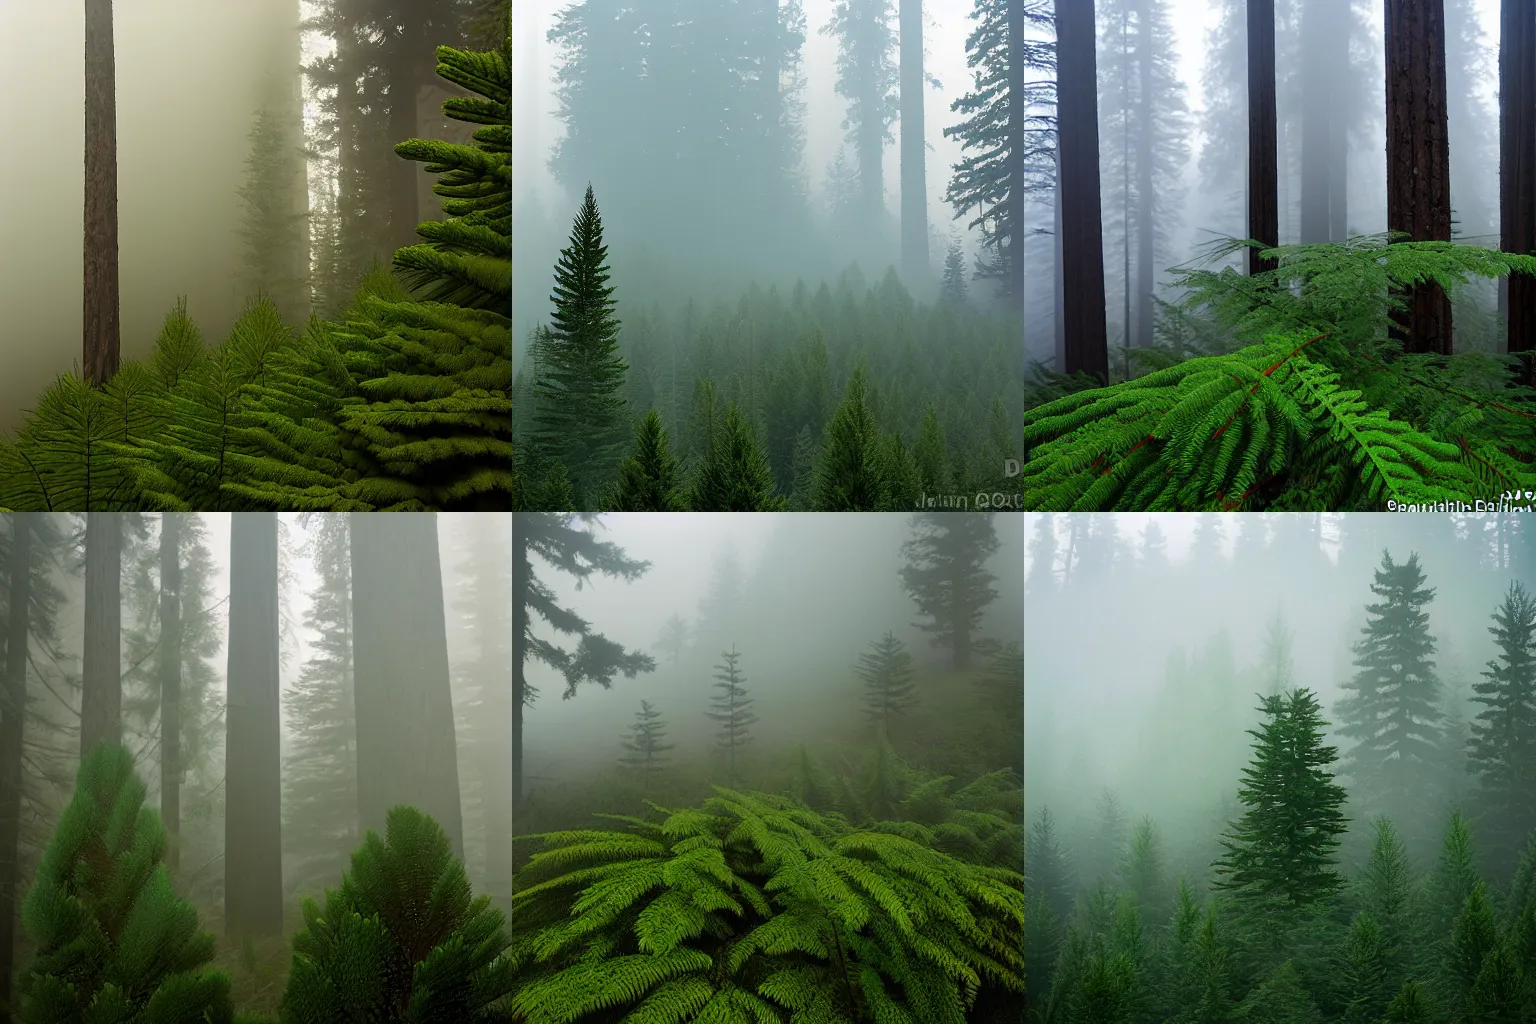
left=687, top=404, right=788, bottom=511
left=706, top=648, right=758, bottom=785
left=1466, top=581, right=1536, bottom=878
left=854, top=631, right=917, bottom=732
left=606, top=410, right=685, bottom=511
left=1023, top=239, right=1536, bottom=510
left=1212, top=689, right=1349, bottom=908
left=508, top=788, right=1024, bottom=1024
left=812, top=366, right=890, bottom=511
left=279, top=805, right=515, bottom=1023
left=619, top=701, right=675, bottom=789
left=236, top=106, right=311, bottom=328
left=16, top=743, right=236, bottom=1023
left=0, top=36, right=511, bottom=512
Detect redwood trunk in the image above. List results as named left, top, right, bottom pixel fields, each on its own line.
left=1057, top=0, right=1111, bottom=383
left=1248, top=0, right=1279, bottom=276
left=83, top=0, right=120, bottom=386
left=1135, top=0, right=1155, bottom=348
left=158, top=513, right=182, bottom=872
left=80, top=513, right=122, bottom=758
left=0, top=516, right=35, bottom=1024
left=1501, top=0, right=1536, bottom=381
left=1385, top=0, right=1454, bottom=353
left=901, top=0, right=929, bottom=286
left=225, top=513, right=284, bottom=939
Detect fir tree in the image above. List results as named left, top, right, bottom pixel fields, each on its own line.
left=881, top=429, right=920, bottom=510
left=1448, top=881, right=1500, bottom=1016
left=1027, top=806, right=1075, bottom=923
left=706, top=647, right=758, bottom=785
left=688, top=404, right=789, bottom=511
left=1424, top=810, right=1483, bottom=962
left=15, top=744, right=236, bottom=1023
left=1467, top=580, right=1536, bottom=879
left=813, top=366, right=890, bottom=511
left=619, top=700, right=673, bottom=790
left=1340, top=911, right=1389, bottom=1024
left=283, top=513, right=357, bottom=899
left=1235, top=960, right=1322, bottom=1023
left=512, top=513, right=655, bottom=803
left=1213, top=688, right=1349, bottom=907
left=1361, top=817, right=1417, bottom=998
left=912, top=403, right=947, bottom=498
left=235, top=106, right=311, bottom=328
left=787, top=424, right=819, bottom=511
left=1382, top=981, right=1433, bottom=1023
left=897, top=510, right=1001, bottom=669
left=939, top=236, right=969, bottom=307
left=855, top=630, right=918, bottom=732
left=651, top=613, right=690, bottom=666
left=532, top=185, right=630, bottom=509
left=1089, top=788, right=1130, bottom=888
left=1121, top=818, right=1167, bottom=926
left=1335, top=552, right=1446, bottom=838
left=607, top=409, right=685, bottom=511
left=1259, top=606, right=1295, bottom=696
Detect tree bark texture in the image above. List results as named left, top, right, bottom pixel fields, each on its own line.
left=1501, top=0, right=1536, bottom=379
left=80, top=512, right=122, bottom=759
left=1057, top=0, right=1111, bottom=383
left=1248, top=0, right=1279, bottom=276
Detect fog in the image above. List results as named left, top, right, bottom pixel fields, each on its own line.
left=0, top=0, right=302, bottom=432
left=1024, top=511, right=1536, bottom=878
left=516, top=512, right=1023, bottom=802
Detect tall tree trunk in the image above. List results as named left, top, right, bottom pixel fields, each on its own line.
left=1501, top=0, right=1536, bottom=383
left=1056, top=0, right=1111, bottom=383
left=0, top=515, right=35, bottom=1024
left=158, top=513, right=183, bottom=872
left=1300, top=0, right=1331, bottom=243
left=1386, top=0, right=1454, bottom=353
left=1328, top=2, right=1350, bottom=244
left=351, top=514, right=464, bottom=858
left=900, top=0, right=929, bottom=287
left=1054, top=166, right=1066, bottom=368
left=388, top=1, right=426, bottom=251
left=512, top=522, right=528, bottom=812
left=1248, top=0, right=1279, bottom=276
left=1008, top=0, right=1026, bottom=311
left=80, top=513, right=121, bottom=759
left=1135, top=0, right=1155, bottom=349
left=83, top=0, right=120, bottom=387
left=225, top=513, right=284, bottom=939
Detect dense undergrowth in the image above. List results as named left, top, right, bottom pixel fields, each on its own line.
left=0, top=40, right=510, bottom=513
left=10, top=743, right=514, bottom=1023
left=1024, top=238, right=1536, bottom=510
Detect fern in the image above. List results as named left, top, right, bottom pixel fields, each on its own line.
left=509, top=789, right=1023, bottom=1024
left=1025, top=238, right=1536, bottom=510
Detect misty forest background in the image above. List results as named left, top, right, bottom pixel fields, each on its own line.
left=0, top=513, right=511, bottom=1018
left=508, top=512, right=1023, bottom=1022
left=1025, top=511, right=1536, bottom=1021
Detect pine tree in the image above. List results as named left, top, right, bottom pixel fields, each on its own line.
left=787, top=423, right=820, bottom=511
left=897, top=511, right=1001, bottom=669
left=813, top=367, right=889, bottom=511
left=1382, top=981, right=1433, bottom=1023
left=1361, top=817, right=1416, bottom=998
left=912, top=403, right=947, bottom=498
left=688, top=404, right=789, bottom=511
left=1028, top=807, right=1075, bottom=923
left=1235, top=961, right=1322, bottom=1023
left=1089, top=788, right=1130, bottom=888
left=1334, top=552, right=1446, bottom=837
left=1121, top=818, right=1166, bottom=926
left=1340, top=911, right=1389, bottom=1024
left=1425, top=809, right=1483, bottom=955
left=607, top=409, right=685, bottom=511
left=280, top=806, right=514, bottom=1022
left=282, top=513, right=358, bottom=899
left=1259, top=606, right=1295, bottom=696
left=651, top=613, right=690, bottom=666
left=940, top=237, right=969, bottom=307
left=1213, top=688, right=1349, bottom=907
left=619, top=701, right=673, bottom=790
left=1467, top=580, right=1536, bottom=879
left=532, top=185, right=630, bottom=509
left=512, top=514, right=654, bottom=803
left=707, top=647, right=758, bottom=785
left=1448, top=881, right=1501, bottom=1015
left=15, top=744, right=236, bottom=1023
left=856, top=631, right=918, bottom=732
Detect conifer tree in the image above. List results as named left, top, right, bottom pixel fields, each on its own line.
left=279, top=805, right=514, bottom=1022
left=15, top=744, right=235, bottom=1023
left=814, top=367, right=890, bottom=511
left=688, top=404, right=789, bottom=511
left=1382, top=981, right=1433, bottom=1023
left=1362, top=817, right=1417, bottom=998
left=607, top=410, right=685, bottom=511
left=1467, top=580, right=1536, bottom=879
left=1259, top=606, right=1295, bottom=696
left=1122, top=818, right=1166, bottom=926
left=787, top=423, right=819, bottom=510
left=1088, top=788, right=1130, bottom=888
left=707, top=646, right=758, bottom=785
left=1448, top=881, right=1501, bottom=1015
left=619, top=701, right=673, bottom=791
left=1213, top=688, right=1349, bottom=907
left=897, top=510, right=1000, bottom=669
left=1028, top=807, right=1075, bottom=923
left=912, top=403, right=947, bottom=498
left=1335, top=552, right=1446, bottom=838
left=1340, top=911, right=1390, bottom=1024
left=881, top=430, right=920, bottom=511
left=939, top=237, right=969, bottom=307
left=512, top=514, right=654, bottom=804
left=533, top=185, right=630, bottom=509
left=1236, top=961, right=1322, bottom=1022
left=856, top=631, right=918, bottom=732
left=1425, top=810, right=1483, bottom=960
left=651, top=613, right=690, bottom=666
left=236, top=106, right=311, bottom=328
left=282, top=513, right=358, bottom=899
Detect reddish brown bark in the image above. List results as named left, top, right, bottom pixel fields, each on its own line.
left=83, top=0, right=120, bottom=386
left=1501, top=0, right=1536, bottom=383
left=1385, top=0, right=1454, bottom=354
